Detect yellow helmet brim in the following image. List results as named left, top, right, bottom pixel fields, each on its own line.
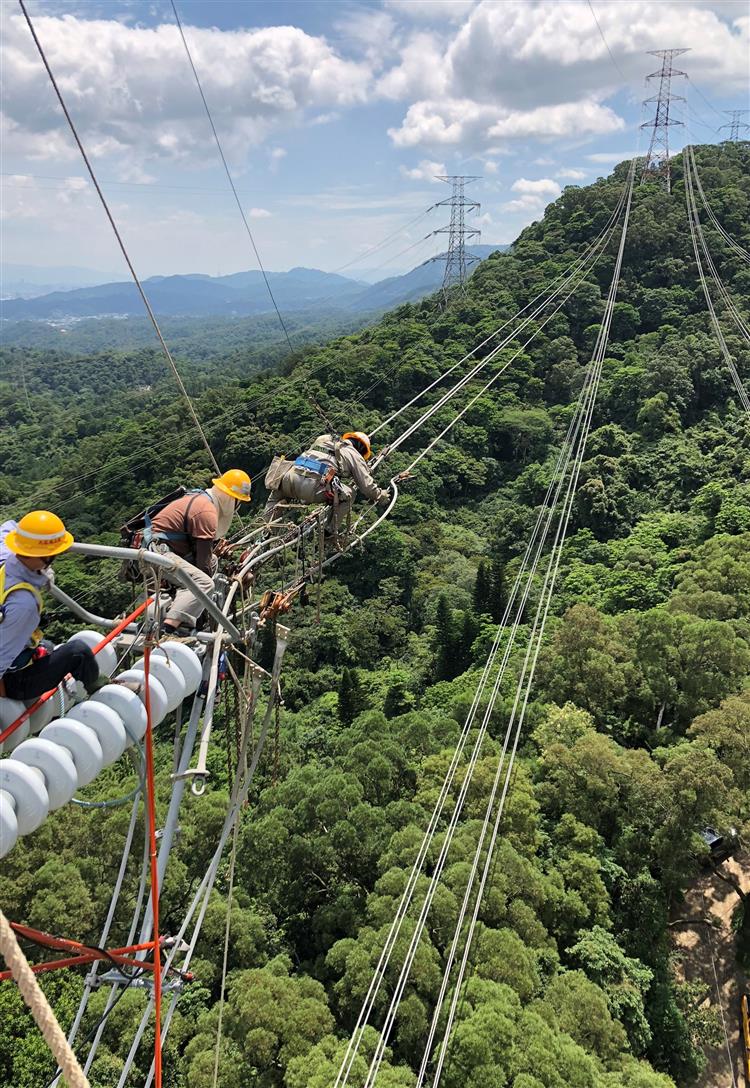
left=4, top=529, right=74, bottom=557
left=212, top=477, right=252, bottom=502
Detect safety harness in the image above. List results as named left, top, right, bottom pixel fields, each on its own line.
left=295, top=437, right=345, bottom=504
left=0, top=563, right=44, bottom=671
left=143, top=489, right=215, bottom=546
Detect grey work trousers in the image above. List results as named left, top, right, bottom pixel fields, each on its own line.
left=263, top=470, right=352, bottom=533
left=150, top=547, right=216, bottom=627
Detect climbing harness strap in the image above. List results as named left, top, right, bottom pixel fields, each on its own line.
left=144, top=490, right=215, bottom=546
left=0, top=563, right=44, bottom=669
left=294, top=455, right=330, bottom=475
left=0, top=564, right=44, bottom=618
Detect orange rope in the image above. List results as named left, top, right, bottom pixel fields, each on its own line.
left=1, top=595, right=155, bottom=744
left=143, top=643, right=163, bottom=1088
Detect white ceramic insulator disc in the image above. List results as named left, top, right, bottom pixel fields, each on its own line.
left=155, top=642, right=202, bottom=696
left=0, top=759, right=50, bottom=835
left=0, top=698, right=29, bottom=756
left=40, top=719, right=103, bottom=787
left=115, top=669, right=168, bottom=727
left=67, top=702, right=128, bottom=765
left=28, top=696, right=58, bottom=736
left=133, top=655, right=186, bottom=713
left=91, top=685, right=147, bottom=744
left=67, top=630, right=118, bottom=678
left=11, top=737, right=78, bottom=810
left=0, top=788, right=19, bottom=859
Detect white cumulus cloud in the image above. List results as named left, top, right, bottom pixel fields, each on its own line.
left=249, top=208, right=272, bottom=218
left=2, top=12, right=372, bottom=171
left=400, top=158, right=447, bottom=181
left=558, top=167, right=586, bottom=180
left=511, top=177, right=561, bottom=196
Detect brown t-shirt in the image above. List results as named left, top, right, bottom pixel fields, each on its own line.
left=150, top=493, right=217, bottom=557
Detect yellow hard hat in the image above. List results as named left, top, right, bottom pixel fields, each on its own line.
left=211, top=468, right=252, bottom=502
left=342, top=432, right=372, bottom=461
left=5, top=510, right=75, bottom=557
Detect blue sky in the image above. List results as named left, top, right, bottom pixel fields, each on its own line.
left=2, top=0, right=747, bottom=280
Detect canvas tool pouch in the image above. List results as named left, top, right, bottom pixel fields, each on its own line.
left=265, top=456, right=294, bottom=491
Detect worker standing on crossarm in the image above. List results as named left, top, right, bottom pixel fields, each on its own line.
left=0, top=511, right=99, bottom=701
left=263, top=431, right=390, bottom=536
left=148, top=469, right=252, bottom=635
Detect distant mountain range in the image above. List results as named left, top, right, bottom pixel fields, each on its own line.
left=0, top=246, right=508, bottom=322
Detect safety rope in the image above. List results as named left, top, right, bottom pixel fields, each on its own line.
left=0, top=907, right=91, bottom=1088
left=17, top=0, right=220, bottom=475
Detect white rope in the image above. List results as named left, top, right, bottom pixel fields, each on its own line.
left=0, top=907, right=91, bottom=1088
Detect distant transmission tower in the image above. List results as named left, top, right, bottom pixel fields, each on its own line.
left=641, top=48, right=689, bottom=193
left=720, top=110, right=750, bottom=142
left=431, top=175, right=481, bottom=300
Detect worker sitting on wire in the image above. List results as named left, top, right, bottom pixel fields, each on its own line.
left=263, top=431, right=391, bottom=538
left=0, top=511, right=100, bottom=701
left=146, top=469, right=252, bottom=636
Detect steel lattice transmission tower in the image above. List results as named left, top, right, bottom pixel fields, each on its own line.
left=641, top=48, right=689, bottom=193
left=431, top=175, right=481, bottom=300
left=720, top=110, right=750, bottom=142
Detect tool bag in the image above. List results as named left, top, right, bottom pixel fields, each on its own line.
left=265, top=456, right=294, bottom=491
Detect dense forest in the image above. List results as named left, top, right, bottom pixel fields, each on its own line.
left=1, top=141, right=749, bottom=1088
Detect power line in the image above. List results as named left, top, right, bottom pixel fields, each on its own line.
left=169, top=0, right=293, bottom=353
left=586, top=0, right=627, bottom=80
left=686, top=76, right=727, bottom=120
left=17, top=0, right=219, bottom=475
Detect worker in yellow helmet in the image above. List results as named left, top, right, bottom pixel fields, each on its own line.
left=147, top=469, right=252, bottom=635
left=263, top=432, right=390, bottom=537
left=0, top=511, right=99, bottom=700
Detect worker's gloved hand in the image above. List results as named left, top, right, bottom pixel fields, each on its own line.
left=376, top=489, right=391, bottom=508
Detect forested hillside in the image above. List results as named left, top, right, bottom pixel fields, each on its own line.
left=1, top=142, right=749, bottom=1088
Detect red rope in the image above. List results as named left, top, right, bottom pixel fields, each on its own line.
left=143, top=643, right=163, bottom=1088
left=0, top=596, right=155, bottom=745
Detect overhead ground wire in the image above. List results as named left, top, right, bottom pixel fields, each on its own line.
left=17, top=0, right=220, bottom=475
left=170, top=0, right=293, bottom=353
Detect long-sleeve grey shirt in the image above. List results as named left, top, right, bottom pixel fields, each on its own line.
left=0, top=521, right=50, bottom=678
left=305, top=435, right=388, bottom=503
